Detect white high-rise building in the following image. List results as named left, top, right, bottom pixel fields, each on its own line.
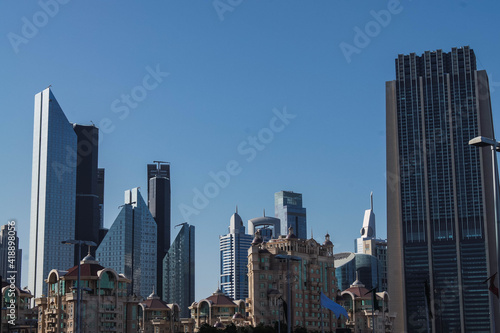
left=354, top=192, right=387, bottom=291
left=219, top=208, right=252, bottom=300
left=96, top=188, right=157, bottom=298
left=29, top=88, right=77, bottom=299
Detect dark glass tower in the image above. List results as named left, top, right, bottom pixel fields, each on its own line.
left=163, top=223, right=195, bottom=318
left=73, top=124, right=101, bottom=262
left=386, top=46, right=499, bottom=332
left=147, top=162, right=171, bottom=299
left=275, top=191, right=307, bottom=239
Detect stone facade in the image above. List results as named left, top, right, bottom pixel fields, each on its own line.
left=34, top=253, right=141, bottom=333
left=247, top=228, right=347, bottom=331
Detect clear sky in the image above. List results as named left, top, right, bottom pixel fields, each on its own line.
left=1, top=0, right=500, bottom=300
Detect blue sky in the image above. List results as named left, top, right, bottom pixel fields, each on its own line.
left=1, top=0, right=500, bottom=299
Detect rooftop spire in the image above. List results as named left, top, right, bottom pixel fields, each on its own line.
left=370, top=191, right=373, bottom=210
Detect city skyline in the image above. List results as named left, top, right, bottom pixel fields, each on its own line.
left=2, top=1, right=500, bottom=301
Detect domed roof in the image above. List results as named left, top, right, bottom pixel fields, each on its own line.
left=147, top=286, right=160, bottom=300
left=252, top=229, right=263, bottom=245
left=323, top=233, right=333, bottom=246
left=80, top=253, right=99, bottom=265
left=249, top=216, right=281, bottom=224
left=350, top=272, right=365, bottom=288
left=213, top=287, right=224, bottom=296
left=214, top=321, right=224, bottom=328
left=286, top=226, right=297, bottom=239
left=232, top=313, right=243, bottom=320
left=230, top=206, right=244, bottom=233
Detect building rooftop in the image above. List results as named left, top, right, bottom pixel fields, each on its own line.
left=204, top=288, right=238, bottom=306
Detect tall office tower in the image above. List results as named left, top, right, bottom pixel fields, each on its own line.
left=219, top=208, right=253, bottom=300
left=163, top=223, right=195, bottom=318
left=0, top=224, right=22, bottom=286
left=275, top=191, right=307, bottom=239
left=29, top=88, right=77, bottom=299
left=96, top=188, right=157, bottom=298
left=354, top=193, right=387, bottom=291
left=386, top=46, right=499, bottom=332
left=97, top=168, right=105, bottom=228
left=73, top=124, right=101, bottom=262
left=147, top=162, right=171, bottom=298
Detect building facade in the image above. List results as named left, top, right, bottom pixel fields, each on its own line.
left=29, top=88, right=77, bottom=299
left=0, top=224, right=22, bottom=287
left=340, top=278, right=396, bottom=333
left=386, top=46, right=499, bottom=332
left=1, top=281, right=36, bottom=333
left=189, top=288, right=248, bottom=331
left=275, top=191, right=307, bottom=239
left=96, top=188, right=157, bottom=299
left=220, top=209, right=253, bottom=300
left=34, top=254, right=141, bottom=333
left=247, top=229, right=346, bottom=331
left=138, top=290, right=181, bottom=333
left=163, top=223, right=195, bottom=318
left=147, top=162, right=171, bottom=299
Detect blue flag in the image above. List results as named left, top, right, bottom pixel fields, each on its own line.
left=320, top=292, right=348, bottom=319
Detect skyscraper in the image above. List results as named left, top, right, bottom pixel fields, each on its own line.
left=386, top=46, right=499, bottom=332
left=275, top=191, right=307, bottom=239
left=73, top=124, right=101, bottom=261
left=219, top=208, right=253, bottom=300
left=29, top=88, right=77, bottom=299
left=354, top=193, right=387, bottom=291
left=164, top=223, right=195, bottom=318
left=147, top=162, right=171, bottom=298
left=96, top=188, right=157, bottom=298
left=0, top=224, right=22, bottom=287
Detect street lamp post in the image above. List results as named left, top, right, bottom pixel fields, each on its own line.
left=276, top=254, right=302, bottom=333
left=61, top=240, right=96, bottom=333
left=469, top=136, right=500, bottom=332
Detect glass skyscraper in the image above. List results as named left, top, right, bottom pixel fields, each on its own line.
left=29, top=88, right=77, bottom=299
left=275, top=191, right=307, bottom=239
left=163, top=223, right=195, bottom=318
left=386, top=46, right=499, bottom=332
left=29, top=88, right=105, bottom=299
left=220, top=209, right=253, bottom=300
left=96, top=188, right=157, bottom=298
left=333, top=252, right=381, bottom=292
